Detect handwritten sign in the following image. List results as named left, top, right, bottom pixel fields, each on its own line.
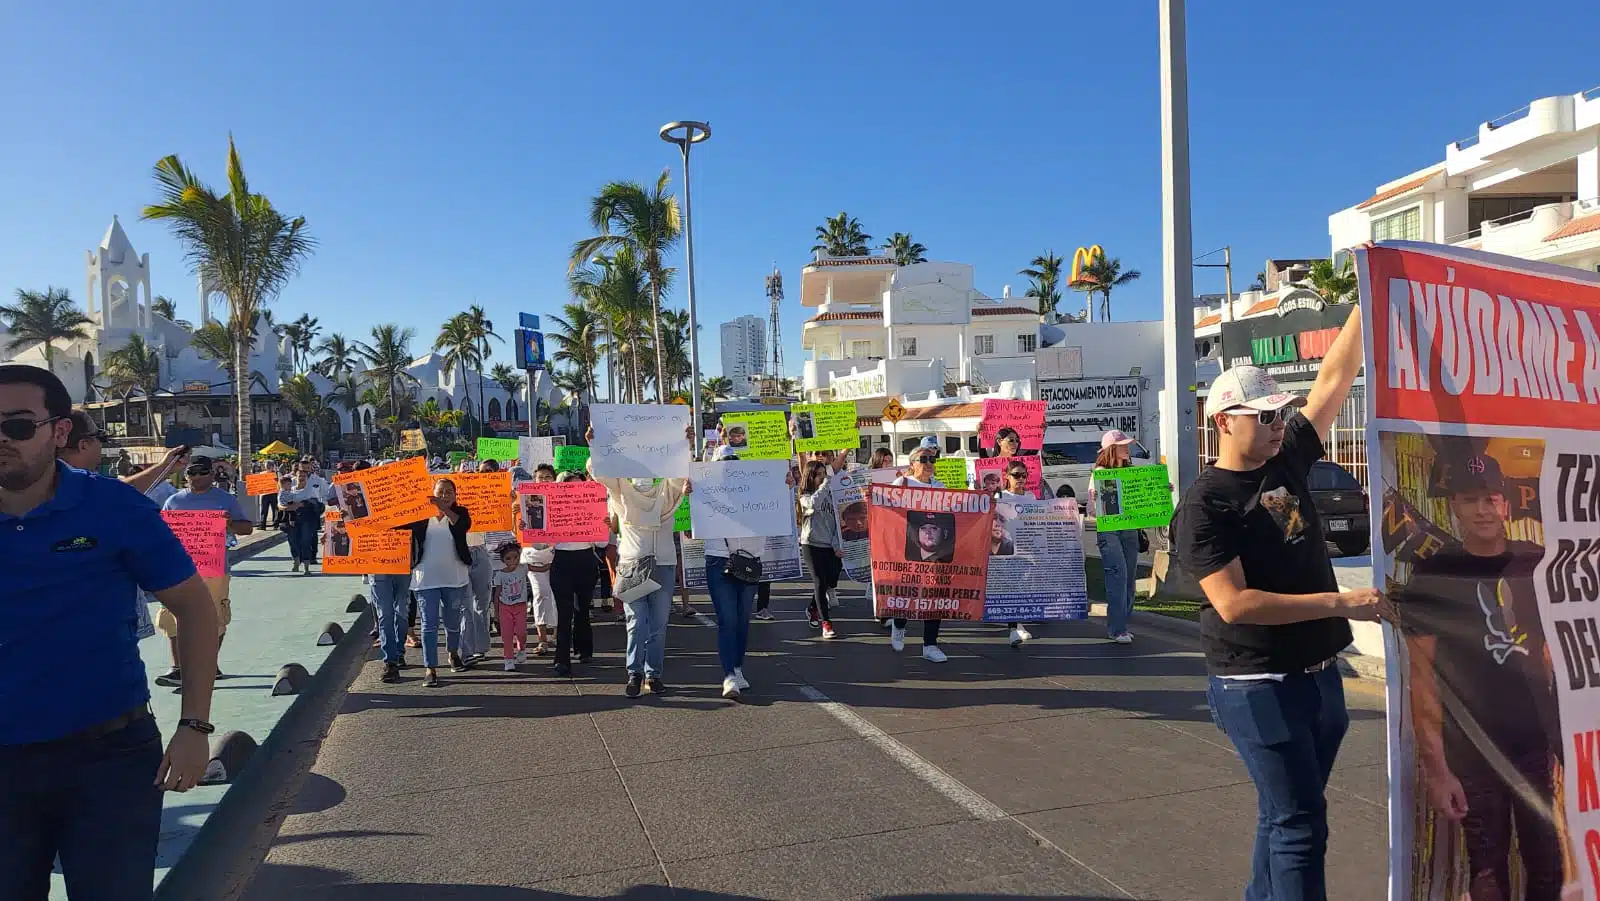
left=321, top=511, right=411, bottom=575
left=162, top=509, right=227, bottom=579
left=516, top=481, right=611, bottom=544
left=331, top=456, right=435, bottom=531
left=554, top=445, right=590, bottom=474
left=590, top=404, right=690, bottom=478
left=447, top=451, right=471, bottom=468
left=244, top=471, right=279, bottom=496
left=476, top=437, right=520, bottom=463
left=452, top=471, right=515, bottom=532
left=687, top=460, right=794, bottom=540
left=519, top=436, right=555, bottom=470
left=791, top=402, right=859, bottom=453
left=978, top=399, right=1046, bottom=451
left=1090, top=464, right=1173, bottom=531
left=400, top=429, right=427, bottom=452
left=933, top=457, right=971, bottom=489
left=719, top=411, right=790, bottom=460
left=973, top=455, right=1044, bottom=498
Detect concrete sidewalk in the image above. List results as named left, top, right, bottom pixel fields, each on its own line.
left=242, top=585, right=1388, bottom=900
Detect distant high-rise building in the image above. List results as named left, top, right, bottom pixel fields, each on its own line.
left=719, top=315, right=767, bottom=396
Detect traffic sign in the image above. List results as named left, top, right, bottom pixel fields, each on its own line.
left=881, top=397, right=906, bottom=423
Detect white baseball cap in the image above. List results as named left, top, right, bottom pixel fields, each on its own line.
left=1203, top=365, right=1307, bottom=418
left=1100, top=430, right=1136, bottom=449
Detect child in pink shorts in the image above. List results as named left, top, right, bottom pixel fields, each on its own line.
left=490, top=542, right=530, bottom=670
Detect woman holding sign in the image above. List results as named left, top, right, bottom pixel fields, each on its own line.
left=404, top=478, right=475, bottom=686
left=702, top=447, right=775, bottom=699
left=888, top=441, right=949, bottom=663
left=798, top=460, right=844, bottom=640
left=1090, top=430, right=1142, bottom=644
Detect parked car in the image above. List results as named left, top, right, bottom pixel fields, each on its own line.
left=1308, top=461, right=1369, bottom=556
left=1040, top=437, right=1151, bottom=501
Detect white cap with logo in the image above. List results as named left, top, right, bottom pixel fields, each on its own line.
left=1203, top=366, right=1308, bottom=418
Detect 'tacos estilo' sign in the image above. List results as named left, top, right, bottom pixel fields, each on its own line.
left=1220, top=291, right=1353, bottom=381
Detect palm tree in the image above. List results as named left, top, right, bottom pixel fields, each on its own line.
left=314, top=332, right=358, bottom=378
left=325, top=373, right=364, bottom=438
left=570, top=171, right=682, bottom=404
left=280, top=373, right=332, bottom=458
left=547, top=302, right=602, bottom=401
left=356, top=324, right=418, bottom=444
left=701, top=375, right=733, bottom=406
left=777, top=377, right=799, bottom=397
left=142, top=137, right=314, bottom=465
left=813, top=212, right=872, bottom=257
left=1302, top=258, right=1357, bottom=304
left=659, top=308, right=692, bottom=395
left=489, top=363, right=526, bottom=422
left=151, top=295, right=178, bottom=321
left=1249, top=271, right=1267, bottom=292
left=102, top=334, right=163, bottom=439
left=462, top=305, right=499, bottom=429
left=1077, top=255, right=1142, bottom=321
left=0, top=287, right=93, bottom=373
left=1019, top=252, right=1064, bottom=319
left=434, top=314, right=483, bottom=436
left=287, top=314, right=319, bottom=373
left=884, top=233, right=928, bottom=266
left=571, top=248, right=654, bottom=403
left=189, top=316, right=261, bottom=384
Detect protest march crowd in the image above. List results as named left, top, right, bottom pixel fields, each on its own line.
left=10, top=240, right=1600, bottom=901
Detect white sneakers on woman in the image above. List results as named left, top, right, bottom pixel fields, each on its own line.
left=889, top=625, right=907, bottom=652
left=732, top=668, right=750, bottom=690
left=723, top=668, right=751, bottom=698
left=921, top=645, right=948, bottom=663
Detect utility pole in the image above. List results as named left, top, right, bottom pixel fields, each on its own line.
left=1159, top=0, right=1198, bottom=495
left=1194, top=246, right=1234, bottom=324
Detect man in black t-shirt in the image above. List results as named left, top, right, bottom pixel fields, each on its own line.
left=1400, top=452, right=1563, bottom=901
left=1173, top=304, right=1385, bottom=900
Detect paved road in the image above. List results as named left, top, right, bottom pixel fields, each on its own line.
left=237, top=578, right=1389, bottom=900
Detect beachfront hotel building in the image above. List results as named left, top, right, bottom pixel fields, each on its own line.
left=718, top=314, right=767, bottom=396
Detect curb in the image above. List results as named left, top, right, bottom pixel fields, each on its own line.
left=228, top=531, right=286, bottom=564
left=152, top=602, right=374, bottom=901
left=1130, top=608, right=1386, bottom=682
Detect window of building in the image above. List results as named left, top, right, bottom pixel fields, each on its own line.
left=1017, top=333, right=1037, bottom=353
left=1371, top=206, right=1422, bottom=242
left=848, top=340, right=873, bottom=358
left=972, top=335, right=994, bottom=355
left=897, top=337, right=918, bottom=357
left=944, top=436, right=962, bottom=454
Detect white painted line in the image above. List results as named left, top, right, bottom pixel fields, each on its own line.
left=795, top=683, right=1008, bottom=822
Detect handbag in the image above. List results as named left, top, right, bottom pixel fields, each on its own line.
left=726, top=549, right=763, bottom=584
left=614, top=555, right=660, bottom=603
left=1137, top=530, right=1150, bottom=553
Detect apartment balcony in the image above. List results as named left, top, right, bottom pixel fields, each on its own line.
left=1451, top=198, right=1600, bottom=259
left=803, top=358, right=946, bottom=403
left=1448, top=93, right=1580, bottom=171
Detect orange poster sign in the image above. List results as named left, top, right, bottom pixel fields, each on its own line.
left=868, top=484, right=993, bottom=621
left=244, top=471, right=280, bottom=496
left=321, top=511, right=411, bottom=575
left=453, top=471, right=515, bottom=532
left=331, top=457, right=434, bottom=531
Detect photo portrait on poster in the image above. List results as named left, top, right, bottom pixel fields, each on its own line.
left=868, top=484, right=992, bottom=621
left=331, top=456, right=434, bottom=531
left=973, top=455, right=1044, bottom=499
left=324, top=516, right=353, bottom=559
left=982, top=498, right=1088, bottom=622
left=830, top=467, right=875, bottom=583
left=1358, top=241, right=1600, bottom=901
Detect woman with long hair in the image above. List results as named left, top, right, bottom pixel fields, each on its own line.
left=1091, top=430, right=1142, bottom=644
left=889, top=438, right=948, bottom=662
left=985, top=442, right=1038, bottom=649
left=702, top=447, right=779, bottom=699
left=547, top=470, right=608, bottom=677
left=798, top=459, right=844, bottom=640
left=405, top=478, right=475, bottom=686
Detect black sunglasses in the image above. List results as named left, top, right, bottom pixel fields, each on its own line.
left=1227, top=407, right=1283, bottom=426
left=0, top=415, right=61, bottom=442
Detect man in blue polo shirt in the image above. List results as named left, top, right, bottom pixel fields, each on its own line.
left=0, top=364, right=220, bottom=901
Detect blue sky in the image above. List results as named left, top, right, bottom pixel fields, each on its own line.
left=3, top=1, right=1597, bottom=383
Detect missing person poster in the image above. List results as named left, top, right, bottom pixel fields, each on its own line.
left=161, top=509, right=227, bottom=579
left=321, top=510, right=411, bottom=575
left=868, top=484, right=993, bottom=621
left=791, top=401, right=859, bottom=453
left=719, top=411, right=791, bottom=460
left=1358, top=241, right=1600, bottom=901
left=982, top=498, right=1088, bottom=622
left=978, top=399, right=1046, bottom=451
left=933, top=457, right=971, bottom=489
left=830, top=466, right=875, bottom=583
left=1090, top=464, right=1173, bottom=531
left=973, top=456, right=1044, bottom=498
left=451, top=471, right=514, bottom=532
left=332, top=456, right=435, bottom=531
left=681, top=488, right=802, bottom=589
left=687, top=459, right=794, bottom=540
left=516, top=481, right=610, bottom=544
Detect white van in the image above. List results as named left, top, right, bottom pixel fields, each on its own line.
left=1039, top=433, right=1152, bottom=501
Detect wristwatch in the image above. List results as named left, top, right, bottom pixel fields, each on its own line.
left=177, top=718, right=216, bottom=735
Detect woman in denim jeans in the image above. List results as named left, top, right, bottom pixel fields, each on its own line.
left=404, top=478, right=475, bottom=687
left=1089, top=430, right=1143, bottom=644
left=702, top=447, right=795, bottom=699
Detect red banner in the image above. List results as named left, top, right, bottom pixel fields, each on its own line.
left=868, top=485, right=993, bottom=621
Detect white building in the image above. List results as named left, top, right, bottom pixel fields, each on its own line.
left=1329, top=86, right=1600, bottom=271
left=718, top=314, right=767, bottom=396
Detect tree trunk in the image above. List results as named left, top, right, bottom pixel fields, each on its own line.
left=234, top=316, right=253, bottom=474
left=650, top=280, right=667, bottom=404
left=146, top=394, right=158, bottom=440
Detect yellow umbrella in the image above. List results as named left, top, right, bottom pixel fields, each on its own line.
left=256, top=440, right=299, bottom=456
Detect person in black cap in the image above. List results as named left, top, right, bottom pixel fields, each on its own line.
left=1398, top=450, right=1562, bottom=901
left=903, top=509, right=956, bottom=564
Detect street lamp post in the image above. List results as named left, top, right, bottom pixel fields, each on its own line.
left=1158, top=0, right=1198, bottom=495
left=660, top=120, right=711, bottom=456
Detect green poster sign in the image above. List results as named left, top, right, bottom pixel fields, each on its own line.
left=554, top=445, right=590, bottom=473
left=719, top=411, right=791, bottom=460
left=933, top=457, right=970, bottom=489
left=476, top=437, right=520, bottom=461
left=1090, top=464, right=1174, bottom=531
left=674, top=495, right=692, bottom=532
left=791, top=401, right=859, bottom=453
left=447, top=450, right=470, bottom=467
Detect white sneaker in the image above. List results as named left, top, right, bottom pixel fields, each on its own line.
left=732, top=668, right=750, bottom=691
left=890, top=625, right=906, bottom=652
left=721, top=676, right=741, bottom=699
left=1113, top=632, right=1134, bottom=644
left=1016, top=625, right=1033, bottom=641
left=515, top=650, right=527, bottom=665
left=1009, top=628, right=1025, bottom=649
left=921, top=645, right=949, bottom=663
left=503, top=659, right=517, bottom=671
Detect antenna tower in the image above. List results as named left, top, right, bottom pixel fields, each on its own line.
left=765, top=263, right=784, bottom=384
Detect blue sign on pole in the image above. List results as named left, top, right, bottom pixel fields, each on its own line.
left=515, top=328, right=545, bottom=370
left=518, top=313, right=541, bottom=330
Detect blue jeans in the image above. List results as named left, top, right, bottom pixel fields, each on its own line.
left=1097, top=528, right=1140, bottom=637
left=370, top=574, right=411, bottom=664
left=1206, top=668, right=1349, bottom=901
left=415, top=585, right=467, bottom=669
left=459, top=546, right=493, bottom=658
left=623, top=564, right=676, bottom=677
left=705, top=557, right=756, bottom=676
left=0, top=714, right=164, bottom=900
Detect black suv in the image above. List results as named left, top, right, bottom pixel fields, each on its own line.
left=1308, top=461, right=1369, bottom=556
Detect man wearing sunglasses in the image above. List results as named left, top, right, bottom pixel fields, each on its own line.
left=1172, top=307, right=1388, bottom=899
left=155, top=455, right=254, bottom=687
left=0, top=365, right=220, bottom=899
left=58, top=410, right=189, bottom=501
